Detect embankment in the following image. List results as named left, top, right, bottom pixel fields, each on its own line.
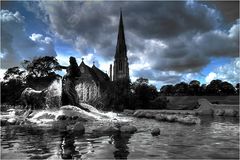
left=124, top=98, right=239, bottom=119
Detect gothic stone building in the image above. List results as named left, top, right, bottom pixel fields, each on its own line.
left=75, top=61, right=110, bottom=102
left=75, top=10, right=129, bottom=103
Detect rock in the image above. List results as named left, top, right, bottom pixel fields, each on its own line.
left=93, top=126, right=119, bottom=134
left=7, top=118, right=17, bottom=125
left=177, top=115, right=201, bottom=125
left=214, top=109, right=225, bottom=116
left=196, top=108, right=213, bottom=116
left=166, top=114, right=177, bottom=122
left=155, top=114, right=166, bottom=121
left=151, top=128, right=160, bottom=136
left=120, top=125, right=137, bottom=134
left=72, top=122, right=85, bottom=134
left=145, top=112, right=154, bottom=118
left=224, top=109, right=238, bottom=117
left=195, top=99, right=214, bottom=116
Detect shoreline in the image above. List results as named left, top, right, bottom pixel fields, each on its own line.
left=124, top=98, right=239, bottom=118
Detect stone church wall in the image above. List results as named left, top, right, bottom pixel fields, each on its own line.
left=75, top=80, right=100, bottom=103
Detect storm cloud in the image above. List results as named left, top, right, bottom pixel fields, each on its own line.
left=0, top=10, right=57, bottom=69
left=1, top=1, right=239, bottom=86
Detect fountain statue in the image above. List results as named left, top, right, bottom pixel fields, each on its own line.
left=61, top=57, right=90, bottom=112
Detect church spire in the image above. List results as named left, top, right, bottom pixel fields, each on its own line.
left=115, top=9, right=127, bottom=58
left=113, top=9, right=129, bottom=81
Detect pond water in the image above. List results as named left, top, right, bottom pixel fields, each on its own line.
left=1, top=115, right=239, bottom=159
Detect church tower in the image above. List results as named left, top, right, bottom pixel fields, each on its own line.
left=113, top=10, right=129, bottom=81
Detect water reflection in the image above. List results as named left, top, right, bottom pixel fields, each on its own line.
left=59, top=132, right=80, bottom=159
left=112, top=133, right=131, bottom=160
left=1, top=116, right=239, bottom=159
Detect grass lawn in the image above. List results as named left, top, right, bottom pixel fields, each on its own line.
left=166, top=96, right=239, bottom=110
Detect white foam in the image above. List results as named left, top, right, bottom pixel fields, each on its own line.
left=28, top=103, right=131, bottom=124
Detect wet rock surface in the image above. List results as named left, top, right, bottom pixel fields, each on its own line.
left=151, top=128, right=160, bottom=136
left=224, top=109, right=238, bottom=117
left=120, top=125, right=137, bottom=134
left=93, top=125, right=119, bottom=134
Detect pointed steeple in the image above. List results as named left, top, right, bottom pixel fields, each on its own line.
left=115, top=9, right=127, bottom=58
left=113, top=9, right=129, bottom=81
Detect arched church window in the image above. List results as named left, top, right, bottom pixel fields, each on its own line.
left=119, top=61, right=122, bottom=71
left=91, top=86, right=94, bottom=99
left=80, top=83, right=83, bottom=100
left=87, top=87, right=89, bottom=100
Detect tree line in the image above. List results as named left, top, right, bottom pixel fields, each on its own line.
left=160, top=80, right=239, bottom=96
left=1, top=56, right=239, bottom=111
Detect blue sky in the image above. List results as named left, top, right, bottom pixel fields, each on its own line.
left=0, top=1, right=239, bottom=89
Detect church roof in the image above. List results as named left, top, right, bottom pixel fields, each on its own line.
left=92, top=65, right=110, bottom=82
left=115, top=10, right=127, bottom=58
left=79, top=61, right=110, bottom=83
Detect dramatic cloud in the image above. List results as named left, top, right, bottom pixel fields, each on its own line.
left=26, top=1, right=238, bottom=68
left=28, top=1, right=222, bottom=57
left=2, top=1, right=239, bottom=86
left=205, top=58, right=240, bottom=84
left=206, top=1, right=239, bottom=23
left=0, top=10, right=56, bottom=69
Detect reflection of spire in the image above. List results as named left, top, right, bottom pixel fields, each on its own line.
left=81, top=58, right=84, bottom=62
left=93, top=61, right=95, bottom=66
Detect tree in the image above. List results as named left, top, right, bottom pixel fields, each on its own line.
left=22, top=56, right=61, bottom=78
left=160, top=85, right=174, bottom=96
left=3, top=66, right=26, bottom=81
left=199, top=84, right=206, bottom=95
left=220, top=81, right=236, bottom=95
left=1, top=79, right=26, bottom=105
left=131, top=77, right=158, bottom=109
left=206, top=79, right=222, bottom=95
left=174, top=82, right=189, bottom=95
left=188, top=80, right=200, bottom=95
left=2, top=67, right=26, bottom=105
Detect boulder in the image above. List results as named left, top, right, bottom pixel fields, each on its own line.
left=195, top=99, right=213, bottom=116
left=7, top=118, right=17, bottom=125
left=145, top=112, right=154, bottom=118
left=166, top=114, right=177, bottom=122
left=120, top=125, right=137, bottom=134
left=224, top=109, right=238, bottom=117
left=151, top=128, right=160, bottom=136
left=155, top=114, right=166, bottom=121
left=93, top=126, right=119, bottom=134
left=214, top=109, right=225, bottom=116
left=177, top=115, right=201, bottom=125
left=72, top=122, right=85, bottom=134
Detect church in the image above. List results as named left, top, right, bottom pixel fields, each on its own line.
left=74, top=10, right=129, bottom=103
